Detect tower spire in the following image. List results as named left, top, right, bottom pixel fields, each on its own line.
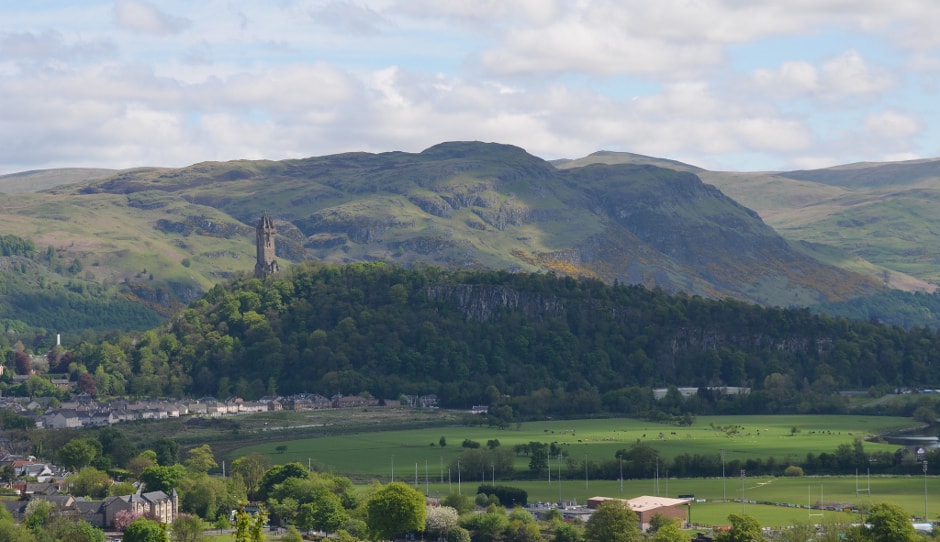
left=254, top=212, right=278, bottom=278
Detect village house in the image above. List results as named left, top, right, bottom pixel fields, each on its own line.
left=102, top=488, right=179, bottom=526
left=10, top=460, right=63, bottom=483
left=42, top=410, right=84, bottom=430
left=8, top=487, right=180, bottom=528
left=21, top=385, right=424, bottom=431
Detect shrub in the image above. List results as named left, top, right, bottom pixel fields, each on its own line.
left=476, top=484, right=528, bottom=507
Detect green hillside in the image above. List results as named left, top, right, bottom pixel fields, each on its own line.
left=0, top=167, right=120, bottom=193
left=558, top=150, right=940, bottom=290
left=0, top=142, right=880, bottom=341
left=13, top=142, right=940, bottom=336
left=0, top=235, right=163, bottom=339
left=41, top=262, right=940, bottom=415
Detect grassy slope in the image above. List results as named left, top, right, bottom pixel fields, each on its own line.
left=560, top=152, right=940, bottom=291
left=0, top=168, right=120, bottom=193
left=0, top=191, right=253, bottom=291
left=18, top=143, right=940, bottom=336
left=0, top=142, right=877, bottom=325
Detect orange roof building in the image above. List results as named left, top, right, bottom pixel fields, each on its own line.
left=587, top=495, right=690, bottom=530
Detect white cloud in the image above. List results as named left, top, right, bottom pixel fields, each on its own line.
left=0, top=30, right=113, bottom=62
left=2, top=0, right=940, bottom=173
left=752, top=50, right=893, bottom=103
left=477, top=21, right=724, bottom=77
left=308, top=1, right=388, bottom=35
left=210, top=63, right=358, bottom=111
left=100, top=104, right=184, bottom=144
left=864, top=110, right=922, bottom=139
left=753, top=61, right=820, bottom=97
left=113, top=0, right=190, bottom=35
left=820, top=49, right=893, bottom=97
left=390, top=0, right=561, bottom=26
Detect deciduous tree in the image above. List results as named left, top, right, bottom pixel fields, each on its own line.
left=68, top=467, right=111, bottom=498
left=365, top=482, right=426, bottom=541
left=232, top=453, right=271, bottom=498
left=257, top=462, right=309, bottom=500
left=651, top=519, right=685, bottom=542
left=714, top=514, right=763, bottom=542
left=583, top=500, right=640, bottom=542
left=184, top=444, right=218, bottom=474
left=124, top=518, right=167, bottom=542
left=425, top=506, right=459, bottom=540
left=170, top=514, right=205, bottom=542
left=140, top=465, right=187, bottom=493
left=58, top=438, right=101, bottom=471
left=856, top=503, right=918, bottom=542
left=13, top=351, right=31, bottom=375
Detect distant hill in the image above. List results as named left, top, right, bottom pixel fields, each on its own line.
left=31, top=142, right=880, bottom=305
left=0, top=168, right=120, bottom=193
left=8, top=141, right=940, bottom=336
left=779, top=158, right=940, bottom=188
left=555, top=150, right=704, bottom=173
left=560, top=151, right=940, bottom=291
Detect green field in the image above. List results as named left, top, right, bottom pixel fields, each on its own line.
left=229, top=415, right=913, bottom=478
left=226, top=414, right=938, bottom=526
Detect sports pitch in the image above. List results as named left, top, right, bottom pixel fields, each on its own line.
left=229, top=414, right=937, bottom=526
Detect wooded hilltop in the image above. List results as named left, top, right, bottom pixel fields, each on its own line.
left=21, top=261, right=940, bottom=421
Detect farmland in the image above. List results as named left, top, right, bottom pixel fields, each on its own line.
left=223, top=412, right=938, bottom=527
left=227, top=414, right=914, bottom=477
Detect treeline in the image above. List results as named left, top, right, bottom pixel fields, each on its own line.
left=0, top=233, right=163, bottom=337
left=5, top=288, right=163, bottom=333
left=31, top=262, right=940, bottom=416
left=815, top=288, right=940, bottom=329
left=472, top=436, right=940, bottom=482
left=0, top=234, right=35, bottom=258
left=581, top=438, right=940, bottom=480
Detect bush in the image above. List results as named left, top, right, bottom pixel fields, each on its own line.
left=447, top=526, right=471, bottom=542
left=477, top=484, right=528, bottom=507
left=783, top=465, right=804, bottom=477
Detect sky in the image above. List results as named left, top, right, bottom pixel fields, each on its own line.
left=2, top=0, right=940, bottom=175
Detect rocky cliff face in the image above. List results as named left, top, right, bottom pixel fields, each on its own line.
left=425, top=284, right=567, bottom=322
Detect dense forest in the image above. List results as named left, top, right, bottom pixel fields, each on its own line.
left=13, top=261, right=936, bottom=419
left=0, top=235, right=163, bottom=340
left=815, top=288, right=940, bottom=329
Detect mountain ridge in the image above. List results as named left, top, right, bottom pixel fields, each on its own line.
left=559, top=150, right=940, bottom=290
left=1, top=141, right=930, bottom=335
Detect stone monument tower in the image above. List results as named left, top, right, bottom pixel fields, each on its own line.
left=254, top=212, right=279, bottom=278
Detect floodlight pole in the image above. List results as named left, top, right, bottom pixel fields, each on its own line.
left=721, top=449, right=726, bottom=500
left=741, top=469, right=746, bottom=514
left=924, top=460, right=929, bottom=521
left=620, top=457, right=624, bottom=493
